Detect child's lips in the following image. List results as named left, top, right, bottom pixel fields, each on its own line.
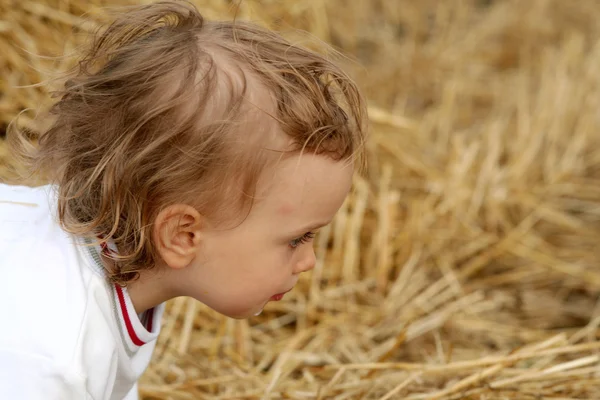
left=270, top=293, right=285, bottom=301
left=270, top=289, right=292, bottom=301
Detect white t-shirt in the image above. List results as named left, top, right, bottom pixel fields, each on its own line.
left=0, top=184, right=165, bottom=400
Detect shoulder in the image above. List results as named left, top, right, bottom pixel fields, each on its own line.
left=0, top=349, right=89, bottom=398
left=0, top=183, right=56, bottom=207
left=0, top=184, right=57, bottom=236
left=0, top=184, right=118, bottom=366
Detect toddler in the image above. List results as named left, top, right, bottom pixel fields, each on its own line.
left=0, top=1, right=366, bottom=399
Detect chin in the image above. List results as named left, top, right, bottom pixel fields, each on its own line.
left=211, top=306, right=258, bottom=320
left=228, top=313, right=250, bottom=320
left=222, top=311, right=255, bottom=320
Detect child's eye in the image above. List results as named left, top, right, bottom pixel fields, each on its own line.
left=289, top=231, right=316, bottom=249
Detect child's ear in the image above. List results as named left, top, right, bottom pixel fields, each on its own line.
left=153, top=204, right=203, bottom=269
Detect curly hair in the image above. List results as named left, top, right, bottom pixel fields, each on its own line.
left=8, top=0, right=367, bottom=285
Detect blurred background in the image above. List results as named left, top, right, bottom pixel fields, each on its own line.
left=2, top=0, right=600, bottom=398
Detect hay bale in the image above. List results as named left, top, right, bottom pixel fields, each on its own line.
left=1, top=0, right=599, bottom=398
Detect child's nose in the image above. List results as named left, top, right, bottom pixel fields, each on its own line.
left=294, top=247, right=316, bottom=274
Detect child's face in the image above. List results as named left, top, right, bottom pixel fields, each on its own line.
left=181, top=154, right=353, bottom=319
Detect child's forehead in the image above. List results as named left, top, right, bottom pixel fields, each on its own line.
left=256, top=154, right=353, bottom=205
left=249, top=154, right=353, bottom=227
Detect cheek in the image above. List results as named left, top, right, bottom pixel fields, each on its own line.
left=245, top=248, right=292, bottom=280
left=237, top=248, right=296, bottom=295
left=203, top=228, right=294, bottom=287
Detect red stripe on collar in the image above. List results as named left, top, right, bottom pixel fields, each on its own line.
left=98, top=236, right=154, bottom=345
left=115, top=284, right=146, bottom=346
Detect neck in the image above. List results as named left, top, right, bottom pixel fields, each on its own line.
left=126, top=269, right=176, bottom=314
left=100, top=254, right=175, bottom=314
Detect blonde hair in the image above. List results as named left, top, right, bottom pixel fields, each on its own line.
left=8, top=0, right=367, bottom=284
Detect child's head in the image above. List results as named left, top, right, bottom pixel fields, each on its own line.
left=11, top=1, right=366, bottom=317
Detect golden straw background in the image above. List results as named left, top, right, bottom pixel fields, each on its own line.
left=2, top=0, right=600, bottom=398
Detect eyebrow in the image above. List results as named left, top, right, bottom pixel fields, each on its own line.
left=290, top=220, right=332, bottom=236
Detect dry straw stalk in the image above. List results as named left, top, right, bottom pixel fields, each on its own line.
left=1, top=0, right=600, bottom=399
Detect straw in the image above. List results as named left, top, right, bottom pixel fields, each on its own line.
left=2, top=0, right=600, bottom=399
